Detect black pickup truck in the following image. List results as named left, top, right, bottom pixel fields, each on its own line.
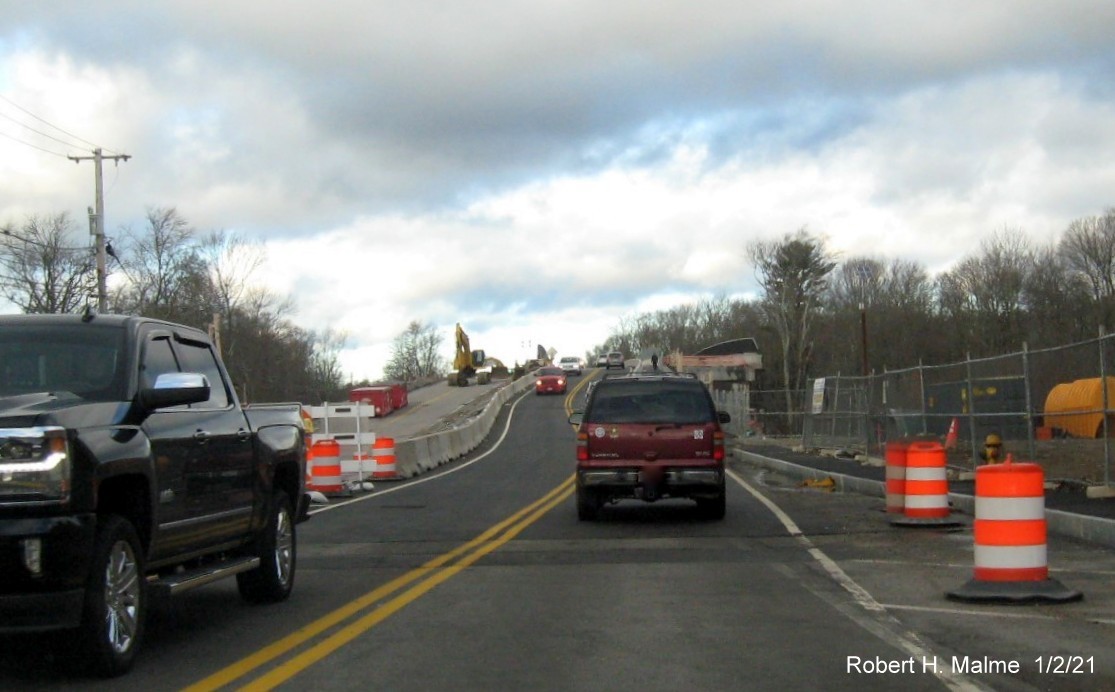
left=0, top=313, right=310, bottom=676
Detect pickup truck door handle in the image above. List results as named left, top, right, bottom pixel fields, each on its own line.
left=193, top=430, right=211, bottom=443
left=237, top=429, right=251, bottom=442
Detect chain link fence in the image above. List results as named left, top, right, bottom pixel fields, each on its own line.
left=797, top=333, right=1115, bottom=486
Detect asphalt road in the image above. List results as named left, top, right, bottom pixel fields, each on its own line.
left=4, top=372, right=1115, bottom=690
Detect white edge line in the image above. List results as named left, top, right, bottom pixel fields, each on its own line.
left=726, top=467, right=988, bottom=692
left=309, top=388, right=533, bottom=515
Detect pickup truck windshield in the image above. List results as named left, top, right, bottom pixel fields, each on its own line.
left=0, top=325, right=127, bottom=402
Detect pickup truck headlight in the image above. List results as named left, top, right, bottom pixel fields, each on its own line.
left=0, top=426, right=71, bottom=503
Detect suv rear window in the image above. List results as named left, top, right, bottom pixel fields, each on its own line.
left=586, top=379, right=714, bottom=424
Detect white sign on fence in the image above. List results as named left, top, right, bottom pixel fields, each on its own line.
left=811, top=378, right=826, bottom=414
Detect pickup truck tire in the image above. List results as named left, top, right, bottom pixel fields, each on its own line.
left=79, top=514, right=146, bottom=678
left=237, top=490, right=296, bottom=603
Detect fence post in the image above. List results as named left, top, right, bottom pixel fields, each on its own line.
left=863, top=372, right=872, bottom=458
left=918, top=359, right=928, bottom=435
left=1101, top=327, right=1111, bottom=487
left=965, top=352, right=978, bottom=469
left=1022, top=342, right=1035, bottom=461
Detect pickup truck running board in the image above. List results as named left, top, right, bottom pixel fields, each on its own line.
left=149, top=556, right=262, bottom=597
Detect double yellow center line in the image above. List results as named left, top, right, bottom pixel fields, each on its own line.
left=186, top=475, right=575, bottom=691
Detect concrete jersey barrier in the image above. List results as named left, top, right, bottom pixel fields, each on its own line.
left=392, top=376, right=536, bottom=478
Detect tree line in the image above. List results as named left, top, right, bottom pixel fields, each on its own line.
left=591, top=210, right=1115, bottom=408
left=0, top=207, right=349, bottom=403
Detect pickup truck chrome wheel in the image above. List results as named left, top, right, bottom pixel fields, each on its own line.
left=273, top=502, right=294, bottom=586
left=238, top=490, right=296, bottom=603
left=80, top=515, right=146, bottom=677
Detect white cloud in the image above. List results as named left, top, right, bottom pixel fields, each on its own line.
left=5, top=3, right=1115, bottom=384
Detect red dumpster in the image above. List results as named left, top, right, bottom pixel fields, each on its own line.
left=389, top=383, right=408, bottom=410
left=349, top=386, right=394, bottom=416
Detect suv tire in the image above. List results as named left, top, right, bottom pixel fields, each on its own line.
left=697, top=487, right=726, bottom=520
left=576, top=486, right=600, bottom=521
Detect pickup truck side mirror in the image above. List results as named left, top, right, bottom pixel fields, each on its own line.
left=718, top=411, right=731, bottom=424
left=140, top=372, right=211, bottom=410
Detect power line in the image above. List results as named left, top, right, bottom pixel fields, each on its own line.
left=0, top=129, right=70, bottom=158
left=0, top=94, right=115, bottom=154
left=0, top=109, right=88, bottom=152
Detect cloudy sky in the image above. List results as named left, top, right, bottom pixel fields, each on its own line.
left=3, top=3, right=1115, bottom=380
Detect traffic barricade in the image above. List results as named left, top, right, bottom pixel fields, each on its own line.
left=311, top=402, right=376, bottom=486
left=948, top=456, right=1081, bottom=603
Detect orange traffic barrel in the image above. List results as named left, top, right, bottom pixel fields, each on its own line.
left=372, top=437, right=397, bottom=480
left=903, top=441, right=949, bottom=518
left=890, top=440, right=959, bottom=527
left=884, top=438, right=909, bottom=514
left=309, top=439, right=343, bottom=494
left=948, top=456, right=1081, bottom=603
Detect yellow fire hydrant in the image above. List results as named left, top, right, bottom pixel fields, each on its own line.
left=979, top=433, right=1004, bottom=463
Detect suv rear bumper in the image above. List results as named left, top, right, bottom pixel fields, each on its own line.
left=578, top=466, right=723, bottom=500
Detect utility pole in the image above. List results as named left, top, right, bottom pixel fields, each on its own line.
left=69, top=147, right=130, bottom=312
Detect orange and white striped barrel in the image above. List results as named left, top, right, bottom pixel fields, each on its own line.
left=902, top=441, right=950, bottom=519
left=309, top=439, right=343, bottom=493
left=884, top=438, right=909, bottom=514
left=372, top=437, right=397, bottom=479
left=972, top=461, right=1048, bottom=581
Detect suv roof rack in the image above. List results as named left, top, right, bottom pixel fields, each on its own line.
left=599, top=371, right=698, bottom=381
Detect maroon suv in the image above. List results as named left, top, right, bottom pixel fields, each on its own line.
left=569, top=373, right=730, bottom=520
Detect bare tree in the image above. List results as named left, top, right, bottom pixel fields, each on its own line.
left=1024, top=244, right=1092, bottom=347
left=0, top=212, right=96, bottom=313
left=198, top=230, right=266, bottom=360
left=113, top=207, right=209, bottom=323
left=384, top=321, right=444, bottom=383
left=1058, top=209, right=1115, bottom=329
left=936, top=228, right=1033, bottom=357
left=748, top=228, right=836, bottom=417
left=820, top=256, right=939, bottom=373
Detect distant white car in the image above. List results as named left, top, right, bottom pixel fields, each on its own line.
left=559, top=356, right=583, bottom=376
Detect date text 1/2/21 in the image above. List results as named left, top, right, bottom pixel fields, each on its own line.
left=1035, top=656, right=1094, bottom=675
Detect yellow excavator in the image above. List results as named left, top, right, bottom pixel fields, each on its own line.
left=449, top=323, right=489, bottom=386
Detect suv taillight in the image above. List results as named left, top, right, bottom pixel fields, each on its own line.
left=713, top=430, right=725, bottom=462
left=576, top=431, right=589, bottom=462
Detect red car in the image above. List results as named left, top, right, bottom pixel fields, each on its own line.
left=535, top=366, right=567, bottom=395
